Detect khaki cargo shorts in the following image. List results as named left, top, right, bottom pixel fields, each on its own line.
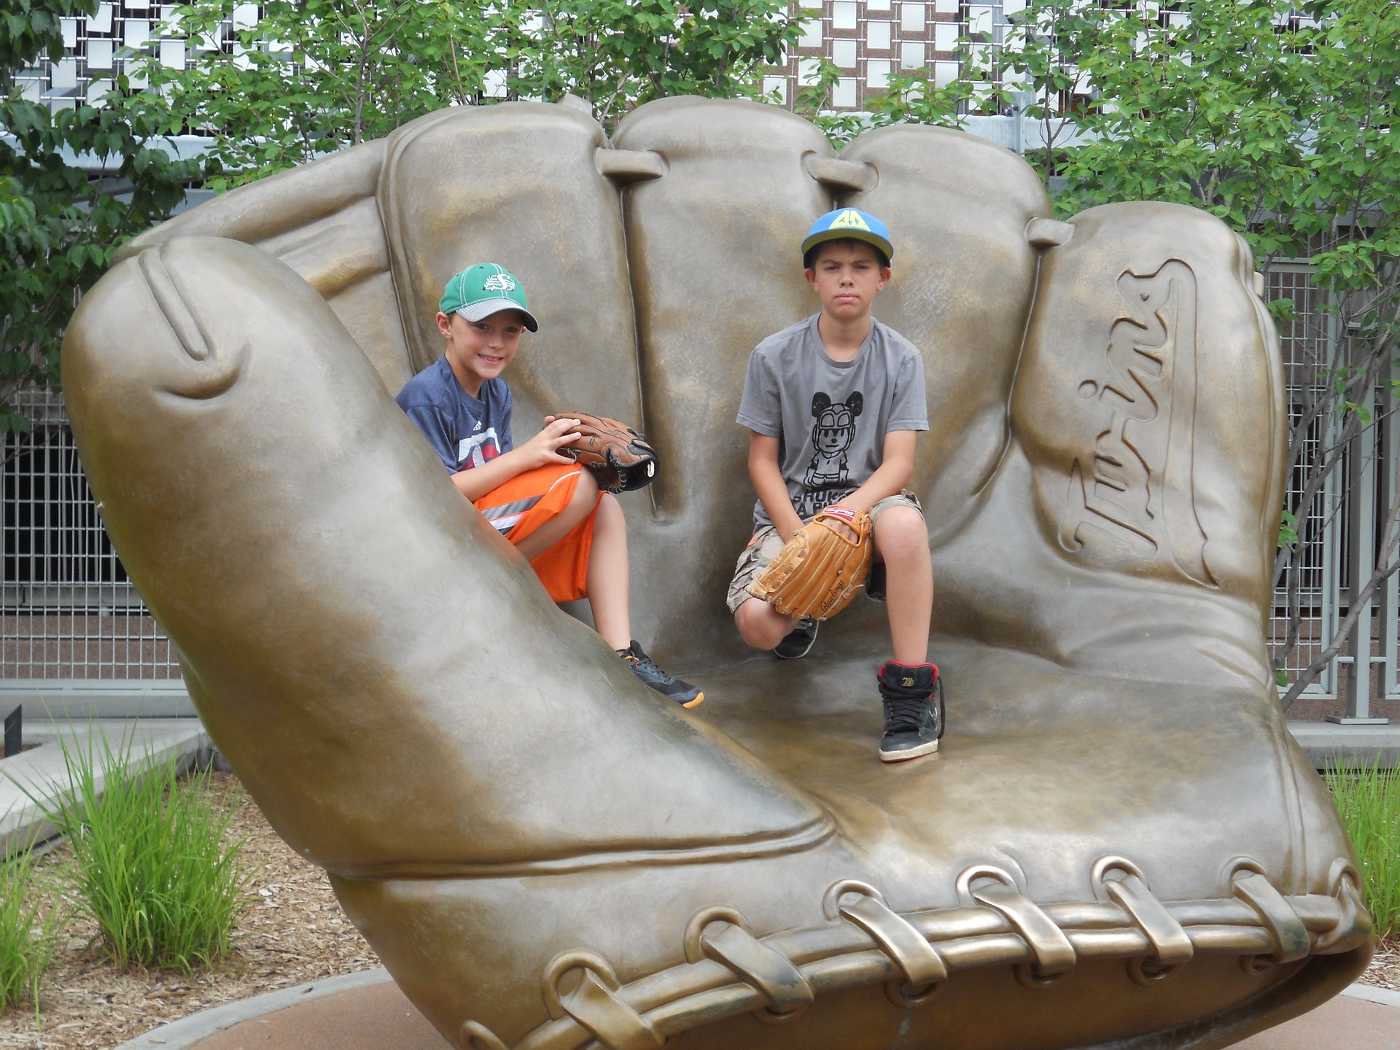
left=725, top=492, right=924, bottom=614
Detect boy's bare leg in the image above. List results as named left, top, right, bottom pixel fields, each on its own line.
left=735, top=597, right=797, bottom=651
left=515, top=469, right=598, bottom=561
left=585, top=493, right=631, bottom=651
left=874, top=506, right=934, bottom=664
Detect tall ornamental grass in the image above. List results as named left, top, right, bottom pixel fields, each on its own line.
left=1325, top=759, right=1400, bottom=940
left=27, top=736, right=248, bottom=971
left=0, top=843, right=62, bottom=1011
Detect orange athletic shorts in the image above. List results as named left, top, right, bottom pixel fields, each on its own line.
left=473, top=463, right=598, bottom=603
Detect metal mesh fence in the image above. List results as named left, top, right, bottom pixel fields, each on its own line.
left=0, top=389, right=180, bottom=681
left=1266, top=262, right=1337, bottom=694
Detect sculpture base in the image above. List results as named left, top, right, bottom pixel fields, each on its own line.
left=115, top=969, right=1398, bottom=1050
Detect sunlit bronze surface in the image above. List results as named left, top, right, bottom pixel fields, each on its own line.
left=64, top=98, right=1372, bottom=1049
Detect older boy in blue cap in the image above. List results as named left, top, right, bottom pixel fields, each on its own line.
left=727, top=210, right=941, bottom=761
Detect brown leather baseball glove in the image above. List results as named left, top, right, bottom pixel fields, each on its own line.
left=553, top=410, right=657, bottom=493
left=748, top=506, right=874, bottom=620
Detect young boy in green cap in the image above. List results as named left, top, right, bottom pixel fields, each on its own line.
left=727, top=209, right=941, bottom=760
left=397, top=262, right=703, bottom=708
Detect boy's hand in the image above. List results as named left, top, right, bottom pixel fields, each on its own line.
left=521, top=417, right=583, bottom=468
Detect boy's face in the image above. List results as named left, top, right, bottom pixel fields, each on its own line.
left=436, top=309, right=527, bottom=391
left=805, top=241, right=891, bottom=323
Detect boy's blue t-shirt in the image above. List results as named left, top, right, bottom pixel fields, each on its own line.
left=395, top=358, right=514, bottom=473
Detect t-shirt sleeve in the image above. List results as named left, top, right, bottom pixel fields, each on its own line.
left=401, top=402, right=461, bottom=472
left=888, top=349, right=930, bottom=432
left=735, top=348, right=782, bottom=437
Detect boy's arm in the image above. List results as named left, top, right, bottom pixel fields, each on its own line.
left=832, top=430, right=918, bottom=515
left=747, top=432, right=805, bottom=542
left=448, top=418, right=584, bottom=502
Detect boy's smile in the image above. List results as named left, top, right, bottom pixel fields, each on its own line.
left=805, top=241, right=891, bottom=322
left=437, top=310, right=526, bottom=397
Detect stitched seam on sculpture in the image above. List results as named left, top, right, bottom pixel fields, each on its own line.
left=328, top=815, right=836, bottom=879
left=492, top=871, right=1369, bottom=1050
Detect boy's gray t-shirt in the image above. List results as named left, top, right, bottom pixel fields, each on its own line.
left=736, top=314, right=928, bottom=528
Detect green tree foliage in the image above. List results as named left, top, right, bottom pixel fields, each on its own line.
left=1, top=1, right=798, bottom=431
left=132, top=0, right=799, bottom=190
left=507, top=0, right=798, bottom=130
left=996, top=0, right=1398, bottom=701
left=128, top=0, right=508, bottom=189
left=794, top=56, right=978, bottom=143
left=1, top=0, right=200, bottom=431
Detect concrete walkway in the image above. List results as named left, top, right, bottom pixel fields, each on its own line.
left=113, top=968, right=1400, bottom=1050
left=1289, top=720, right=1400, bottom=767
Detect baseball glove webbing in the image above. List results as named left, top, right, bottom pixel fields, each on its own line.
left=458, top=859, right=1371, bottom=1050
left=554, top=411, right=658, bottom=494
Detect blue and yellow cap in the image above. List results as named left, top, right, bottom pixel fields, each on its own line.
left=439, top=263, right=539, bottom=332
left=801, top=208, right=894, bottom=265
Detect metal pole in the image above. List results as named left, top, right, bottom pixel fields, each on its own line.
left=1332, top=310, right=1391, bottom=724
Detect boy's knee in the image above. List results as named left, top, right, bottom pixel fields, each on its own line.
left=735, top=598, right=788, bottom=651
left=560, top=469, right=600, bottom=524
left=570, top=467, right=600, bottom=505
left=873, top=506, right=929, bottom=558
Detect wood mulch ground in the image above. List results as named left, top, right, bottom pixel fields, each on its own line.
left=0, top=773, right=378, bottom=1050
left=0, top=773, right=1395, bottom=1049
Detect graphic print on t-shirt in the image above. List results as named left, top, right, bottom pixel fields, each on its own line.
left=457, top=427, right=502, bottom=470
left=797, top=391, right=863, bottom=517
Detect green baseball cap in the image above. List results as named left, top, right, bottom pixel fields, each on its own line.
left=439, top=263, right=539, bottom=332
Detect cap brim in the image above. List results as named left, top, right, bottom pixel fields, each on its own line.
left=457, top=300, right=539, bottom=332
left=801, top=229, right=894, bottom=263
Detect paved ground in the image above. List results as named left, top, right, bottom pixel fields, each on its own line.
left=114, top=969, right=1400, bottom=1050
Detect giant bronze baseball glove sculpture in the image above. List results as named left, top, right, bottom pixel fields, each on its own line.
left=63, top=99, right=1372, bottom=1049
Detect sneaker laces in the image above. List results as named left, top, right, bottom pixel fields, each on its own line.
left=883, top=693, right=929, bottom=734
left=620, top=643, right=663, bottom=678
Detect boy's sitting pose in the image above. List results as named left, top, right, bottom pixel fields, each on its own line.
left=397, top=263, right=703, bottom=708
left=728, top=210, right=940, bottom=761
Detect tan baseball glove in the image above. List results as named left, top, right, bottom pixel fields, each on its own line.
left=748, top=506, right=874, bottom=620
left=553, top=410, right=657, bottom=493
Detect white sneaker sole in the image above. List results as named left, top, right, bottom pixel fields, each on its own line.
left=879, top=738, right=941, bottom=763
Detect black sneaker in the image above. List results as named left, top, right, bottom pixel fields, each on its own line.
left=774, top=618, right=819, bottom=660
left=865, top=559, right=887, bottom=602
left=618, top=641, right=704, bottom=709
left=876, top=661, right=943, bottom=763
